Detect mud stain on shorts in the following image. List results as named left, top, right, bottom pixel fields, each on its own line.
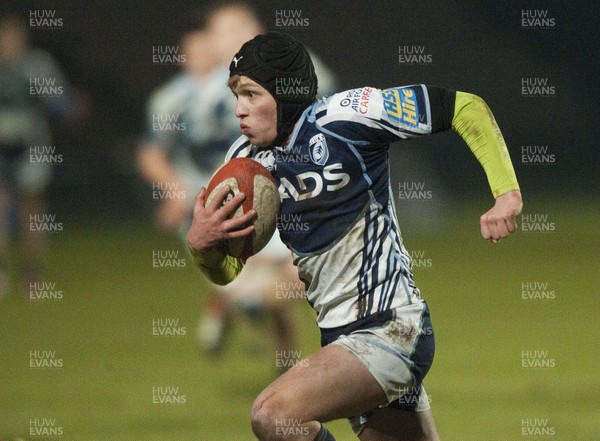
left=384, top=320, right=417, bottom=352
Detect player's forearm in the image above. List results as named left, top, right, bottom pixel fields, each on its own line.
left=451, top=91, right=520, bottom=197
left=187, top=244, right=244, bottom=286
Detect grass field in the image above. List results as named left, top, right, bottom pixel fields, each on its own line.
left=1, top=200, right=598, bottom=440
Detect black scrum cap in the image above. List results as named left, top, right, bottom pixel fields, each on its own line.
left=229, top=32, right=318, bottom=146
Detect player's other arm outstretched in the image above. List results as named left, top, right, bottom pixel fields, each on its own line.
left=326, top=85, right=522, bottom=243
left=449, top=90, right=522, bottom=243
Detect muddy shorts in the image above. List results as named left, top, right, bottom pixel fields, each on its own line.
left=324, top=302, right=435, bottom=435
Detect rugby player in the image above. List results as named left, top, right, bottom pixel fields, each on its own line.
left=187, top=32, right=522, bottom=441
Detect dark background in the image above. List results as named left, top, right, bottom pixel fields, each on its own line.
left=1, top=0, right=598, bottom=220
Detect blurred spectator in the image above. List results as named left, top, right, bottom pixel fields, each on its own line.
left=0, top=14, right=86, bottom=297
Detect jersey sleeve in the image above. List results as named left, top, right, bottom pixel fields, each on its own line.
left=315, top=84, right=449, bottom=144
left=317, top=85, right=519, bottom=198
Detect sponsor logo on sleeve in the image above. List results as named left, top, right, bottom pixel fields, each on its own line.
left=338, top=87, right=373, bottom=115
left=381, top=87, right=419, bottom=128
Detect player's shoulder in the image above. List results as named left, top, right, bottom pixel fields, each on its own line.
left=317, top=85, right=429, bottom=118
left=314, top=86, right=384, bottom=124
left=224, top=137, right=275, bottom=171
left=204, top=66, right=229, bottom=90
left=224, top=136, right=253, bottom=162
left=147, top=73, right=193, bottom=113
left=308, top=87, right=389, bottom=142
left=313, top=84, right=432, bottom=136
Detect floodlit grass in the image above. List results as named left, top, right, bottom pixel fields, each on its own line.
left=1, top=201, right=598, bottom=440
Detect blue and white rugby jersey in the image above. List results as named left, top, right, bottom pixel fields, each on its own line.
left=226, top=85, right=454, bottom=328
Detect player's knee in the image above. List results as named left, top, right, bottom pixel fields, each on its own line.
left=251, top=391, right=318, bottom=439
left=250, top=394, right=282, bottom=437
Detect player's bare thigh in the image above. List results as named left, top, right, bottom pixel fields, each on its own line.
left=251, top=344, right=387, bottom=429
left=359, top=407, right=440, bottom=441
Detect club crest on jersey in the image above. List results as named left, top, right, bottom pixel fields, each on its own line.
left=309, top=133, right=329, bottom=165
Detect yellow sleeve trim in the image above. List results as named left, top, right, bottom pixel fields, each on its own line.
left=452, top=91, right=520, bottom=198
left=187, top=244, right=244, bottom=286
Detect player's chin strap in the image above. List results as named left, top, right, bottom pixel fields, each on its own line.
left=314, top=423, right=336, bottom=441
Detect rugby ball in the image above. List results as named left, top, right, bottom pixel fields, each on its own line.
left=205, top=157, right=280, bottom=260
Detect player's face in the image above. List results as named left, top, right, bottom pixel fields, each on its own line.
left=232, top=76, right=277, bottom=147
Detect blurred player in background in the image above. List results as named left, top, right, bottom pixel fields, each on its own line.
left=137, top=22, right=226, bottom=234
left=200, top=3, right=336, bottom=360
left=0, top=14, right=84, bottom=297
left=187, top=32, right=523, bottom=440
left=137, top=10, right=259, bottom=355
left=138, top=2, right=337, bottom=364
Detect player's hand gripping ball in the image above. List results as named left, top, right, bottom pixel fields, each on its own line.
left=205, top=158, right=280, bottom=260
